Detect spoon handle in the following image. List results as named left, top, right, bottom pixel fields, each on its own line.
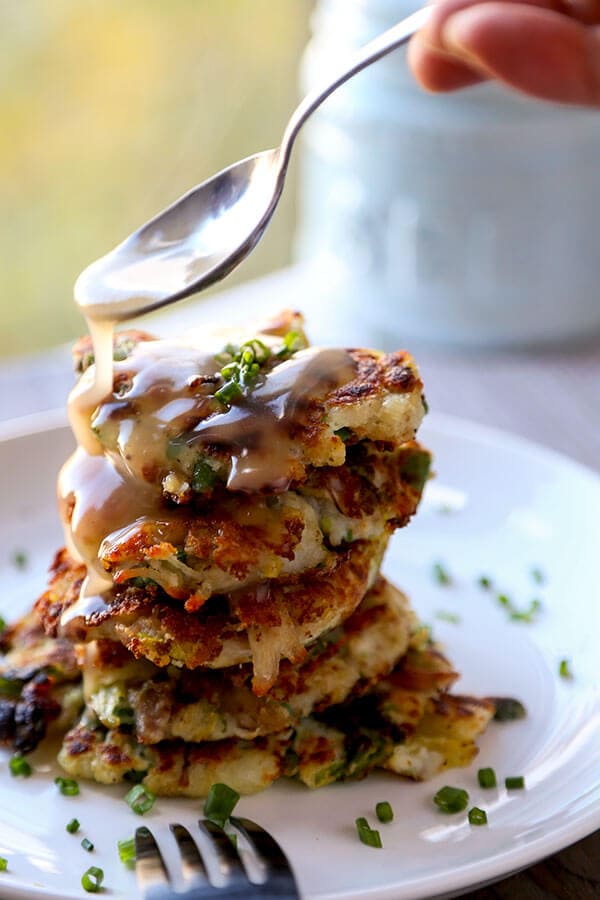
left=279, top=5, right=432, bottom=169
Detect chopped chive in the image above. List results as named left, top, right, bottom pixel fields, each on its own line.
left=9, top=754, right=32, bottom=777
left=11, top=550, right=28, bottom=570
left=0, top=676, right=23, bottom=698
left=477, top=575, right=492, bottom=590
left=0, top=857, right=7, bottom=872
left=505, top=776, right=525, bottom=790
left=509, top=598, right=542, bottom=622
left=229, top=833, right=238, bottom=850
left=277, top=330, right=303, bottom=358
left=334, top=427, right=352, bottom=443
left=468, top=807, right=488, bottom=826
left=81, top=838, right=94, bottom=852
left=55, top=776, right=80, bottom=796
left=531, top=567, right=545, bottom=585
left=477, top=767, right=497, bottom=789
left=432, top=562, right=452, bottom=586
left=355, top=817, right=382, bottom=848
left=435, top=610, right=461, bottom=625
left=559, top=658, right=573, bottom=679
left=191, top=457, right=217, bottom=493
left=497, top=593, right=510, bottom=607
left=492, top=697, right=527, bottom=721
left=375, top=801, right=394, bottom=823
left=433, top=786, right=469, bottom=814
left=0, top=614, right=5, bottom=633
left=66, top=818, right=80, bottom=834
left=117, top=837, right=136, bottom=868
left=81, top=866, right=103, bottom=893
left=125, top=784, right=156, bottom=816
left=204, top=783, right=240, bottom=828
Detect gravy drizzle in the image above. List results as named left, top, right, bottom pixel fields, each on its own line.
left=59, top=294, right=356, bottom=627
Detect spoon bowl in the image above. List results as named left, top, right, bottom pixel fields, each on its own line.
left=75, top=7, right=431, bottom=321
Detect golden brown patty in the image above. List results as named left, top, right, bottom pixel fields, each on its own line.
left=96, top=443, right=430, bottom=604
left=0, top=607, right=82, bottom=753
left=75, top=311, right=426, bottom=501
left=81, top=576, right=417, bottom=744
left=57, top=639, right=495, bottom=797
left=37, top=536, right=387, bottom=694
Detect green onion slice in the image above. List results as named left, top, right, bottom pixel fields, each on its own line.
left=355, top=817, right=382, bottom=848
left=81, top=866, right=103, bottom=893
left=433, top=786, right=469, bottom=814
left=477, top=767, right=497, bottom=789
left=375, top=801, right=394, bottom=824
left=203, top=782, right=240, bottom=828
left=559, top=659, right=573, bottom=679
left=55, top=776, right=80, bottom=796
left=468, top=807, right=488, bottom=826
left=66, top=818, right=80, bottom=834
left=505, top=776, right=526, bottom=790
left=492, top=697, right=527, bottom=721
left=0, top=857, right=7, bottom=872
left=125, top=784, right=156, bottom=816
left=432, top=562, right=452, bottom=586
left=117, top=837, right=136, bottom=868
left=81, top=838, right=94, bottom=852
left=9, top=754, right=32, bottom=777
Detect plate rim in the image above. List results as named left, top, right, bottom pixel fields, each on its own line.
left=0, top=408, right=598, bottom=900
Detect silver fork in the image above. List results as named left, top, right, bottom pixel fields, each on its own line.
left=135, top=818, right=300, bottom=899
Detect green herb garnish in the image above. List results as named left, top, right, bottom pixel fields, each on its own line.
left=55, top=776, right=80, bottom=796
left=505, top=776, right=525, bottom=790
left=375, top=801, right=394, bottom=823
left=0, top=676, right=23, bottom=698
left=0, top=857, right=7, bottom=872
left=531, top=567, right=545, bottom=585
left=125, top=784, right=156, bottom=816
left=492, top=697, right=527, bottom=721
left=432, top=562, right=452, bottom=586
left=117, top=837, right=136, bottom=868
left=11, top=550, right=28, bottom=570
left=277, top=330, right=304, bottom=358
left=0, top=614, right=6, bottom=634
left=477, top=767, right=497, bottom=789
left=355, top=817, right=382, bottom=848
left=477, top=575, right=492, bottom=590
left=435, top=610, right=461, bottom=625
left=81, top=866, right=103, bottom=893
left=559, top=658, right=573, bottom=679
left=9, top=754, right=32, bottom=777
left=191, top=457, right=217, bottom=493
left=468, top=807, right=488, bottom=825
left=334, top=427, right=352, bottom=443
left=81, top=837, right=94, bottom=852
left=66, top=818, right=80, bottom=834
left=215, top=339, right=271, bottom=406
left=203, top=782, right=240, bottom=828
left=433, top=786, right=469, bottom=813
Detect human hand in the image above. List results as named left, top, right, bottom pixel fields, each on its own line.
left=408, top=0, right=600, bottom=105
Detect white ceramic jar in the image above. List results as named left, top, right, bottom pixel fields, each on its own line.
left=296, top=0, right=600, bottom=348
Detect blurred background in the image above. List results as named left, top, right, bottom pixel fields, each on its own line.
left=0, top=0, right=312, bottom=358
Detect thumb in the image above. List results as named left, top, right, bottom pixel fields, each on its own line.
left=441, top=2, right=600, bottom=105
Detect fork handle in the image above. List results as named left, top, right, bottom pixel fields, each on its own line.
left=279, top=5, right=432, bottom=168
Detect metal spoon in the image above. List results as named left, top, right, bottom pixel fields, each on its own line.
left=75, top=6, right=431, bottom=322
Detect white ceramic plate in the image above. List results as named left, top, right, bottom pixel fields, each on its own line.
left=0, top=412, right=598, bottom=900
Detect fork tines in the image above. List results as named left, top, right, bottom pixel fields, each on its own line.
left=135, top=817, right=300, bottom=899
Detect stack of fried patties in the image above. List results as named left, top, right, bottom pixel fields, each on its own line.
left=27, top=311, right=494, bottom=795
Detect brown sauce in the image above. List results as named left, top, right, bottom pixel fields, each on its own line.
left=60, top=303, right=356, bottom=627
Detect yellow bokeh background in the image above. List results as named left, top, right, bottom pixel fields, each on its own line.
left=0, top=0, right=312, bottom=357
